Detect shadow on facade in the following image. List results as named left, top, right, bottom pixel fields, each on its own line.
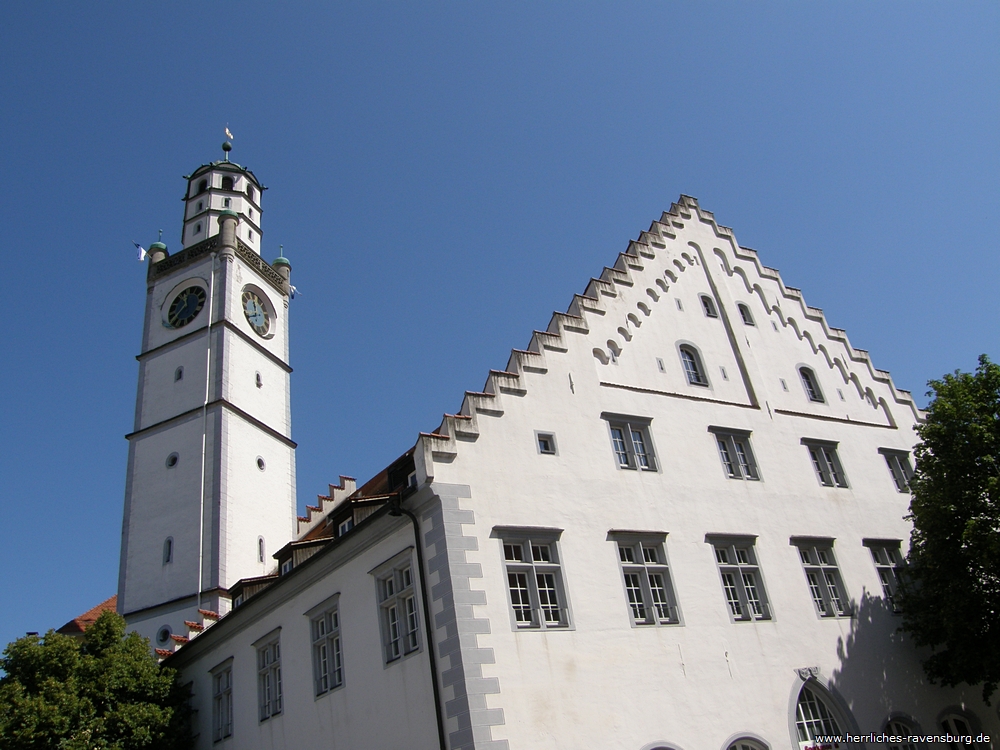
left=828, top=589, right=934, bottom=727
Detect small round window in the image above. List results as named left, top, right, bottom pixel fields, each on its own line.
left=166, top=453, right=179, bottom=468
left=256, top=456, right=266, bottom=471
left=156, top=626, right=172, bottom=645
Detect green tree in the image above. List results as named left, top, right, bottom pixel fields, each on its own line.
left=0, top=611, right=191, bottom=749
left=901, top=354, right=1000, bottom=703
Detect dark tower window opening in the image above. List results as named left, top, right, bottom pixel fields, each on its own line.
left=163, top=537, right=173, bottom=564
left=247, top=185, right=255, bottom=201
left=174, top=366, right=184, bottom=382
left=221, top=176, right=234, bottom=190
left=197, top=179, right=208, bottom=194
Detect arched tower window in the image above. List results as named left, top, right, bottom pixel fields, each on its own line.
left=258, top=537, right=265, bottom=563
left=728, top=739, right=768, bottom=750
left=247, top=185, right=255, bottom=201
left=795, top=684, right=843, bottom=744
left=221, top=176, right=234, bottom=190
left=738, top=303, right=755, bottom=326
left=680, top=346, right=708, bottom=386
left=174, top=366, right=184, bottom=382
left=800, top=367, right=825, bottom=402
left=700, top=294, right=718, bottom=318
left=195, top=222, right=202, bottom=235
left=163, top=537, right=173, bottom=565
left=197, top=179, right=208, bottom=194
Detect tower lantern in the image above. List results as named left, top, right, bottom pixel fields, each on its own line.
left=180, top=142, right=265, bottom=253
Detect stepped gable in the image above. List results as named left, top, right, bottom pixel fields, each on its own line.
left=295, top=475, right=357, bottom=537
left=57, top=594, right=118, bottom=637
left=417, top=195, right=922, bottom=470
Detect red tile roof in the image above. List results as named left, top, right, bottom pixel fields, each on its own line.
left=57, top=595, right=117, bottom=636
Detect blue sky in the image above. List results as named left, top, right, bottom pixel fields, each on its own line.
left=1, top=3, right=997, bottom=650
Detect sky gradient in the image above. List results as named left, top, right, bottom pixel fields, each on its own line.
left=1, top=2, right=997, bottom=651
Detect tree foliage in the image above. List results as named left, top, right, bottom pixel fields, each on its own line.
left=901, top=354, right=1000, bottom=702
left=0, top=611, right=191, bottom=750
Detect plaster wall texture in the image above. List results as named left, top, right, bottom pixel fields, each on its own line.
left=413, top=202, right=996, bottom=746
left=172, top=523, right=440, bottom=750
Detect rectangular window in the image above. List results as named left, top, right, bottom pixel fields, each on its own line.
left=535, top=431, right=557, bottom=455
left=865, top=540, right=904, bottom=613
left=497, top=529, right=570, bottom=630
left=211, top=662, right=233, bottom=741
left=612, top=533, right=679, bottom=625
left=794, top=539, right=850, bottom=617
left=604, top=414, right=657, bottom=471
left=709, top=537, right=771, bottom=621
left=311, top=606, right=343, bottom=696
left=709, top=427, right=760, bottom=480
left=256, top=637, right=282, bottom=721
left=879, top=448, right=914, bottom=492
left=802, top=439, right=849, bottom=488
left=374, top=551, right=420, bottom=663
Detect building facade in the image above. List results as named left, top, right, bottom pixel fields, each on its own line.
left=129, top=153, right=997, bottom=748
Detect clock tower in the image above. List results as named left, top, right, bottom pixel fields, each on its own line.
left=118, top=143, right=297, bottom=648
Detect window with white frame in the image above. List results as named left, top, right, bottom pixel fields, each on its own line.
left=604, top=414, right=657, bottom=471
left=497, top=529, right=570, bottom=629
left=310, top=602, right=343, bottom=696
left=709, top=537, right=771, bottom=621
left=709, top=427, right=760, bottom=480
left=611, top=533, right=679, bottom=625
left=374, top=550, right=420, bottom=663
left=728, top=740, right=768, bottom=750
left=794, top=539, right=850, bottom=617
left=255, top=634, right=282, bottom=721
left=885, top=719, right=918, bottom=750
left=865, top=540, right=904, bottom=613
left=737, top=303, right=755, bottom=326
left=879, top=448, right=914, bottom=492
left=211, top=661, right=233, bottom=742
left=799, top=367, right=825, bottom=402
left=535, top=431, right=557, bottom=455
left=680, top=345, right=708, bottom=386
left=795, top=683, right=843, bottom=743
left=700, top=294, right=718, bottom=317
left=802, top=439, right=849, bottom=488
left=940, top=715, right=984, bottom=748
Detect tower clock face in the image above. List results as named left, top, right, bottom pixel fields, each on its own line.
left=242, top=289, right=271, bottom=337
left=165, top=286, right=207, bottom=329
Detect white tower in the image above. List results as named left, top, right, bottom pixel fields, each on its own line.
left=118, top=142, right=297, bottom=649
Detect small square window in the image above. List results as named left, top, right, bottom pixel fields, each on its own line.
left=496, top=529, right=570, bottom=630
left=535, top=431, right=557, bottom=455
left=611, top=533, right=680, bottom=626
left=803, top=439, right=848, bottom=488
left=709, top=536, right=771, bottom=621
left=604, top=415, right=657, bottom=471
left=878, top=448, right=914, bottom=492
left=865, top=540, right=904, bottom=613
left=793, top=539, right=850, bottom=617
left=710, top=428, right=760, bottom=480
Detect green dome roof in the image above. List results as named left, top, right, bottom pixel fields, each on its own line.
left=149, top=242, right=167, bottom=251
left=272, top=256, right=291, bottom=267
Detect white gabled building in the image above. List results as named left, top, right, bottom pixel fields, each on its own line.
left=125, top=150, right=998, bottom=749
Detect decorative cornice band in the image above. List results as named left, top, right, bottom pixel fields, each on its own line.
left=599, top=381, right=760, bottom=410
left=126, top=398, right=297, bottom=448
left=147, top=236, right=285, bottom=295
left=773, top=408, right=896, bottom=430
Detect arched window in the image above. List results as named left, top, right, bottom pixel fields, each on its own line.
left=174, top=366, right=184, bottom=382
left=247, top=185, right=255, bottom=201
left=195, top=222, right=202, bottom=235
left=163, top=537, right=173, bottom=565
left=700, top=295, right=718, bottom=317
left=258, top=537, right=265, bottom=563
left=939, top=714, right=983, bottom=747
left=738, top=303, right=755, bottom=326
left=885, top=719, right=918, bottom=750
left=221, top=176, right=234, bottom=190
left=795, top=684, right=843, bottom=743
left=728, top=740, right=768, bottom=750
left=799, top=367, right=824, bottom=402
left=197, top=179, right=208, bottom=194
left=680, top=346, right=708, bottom=386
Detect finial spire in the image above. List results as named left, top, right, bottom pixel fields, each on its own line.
left=158, top=229, right=163, bottom=241
left=278, top=244, right=284, bottom=258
